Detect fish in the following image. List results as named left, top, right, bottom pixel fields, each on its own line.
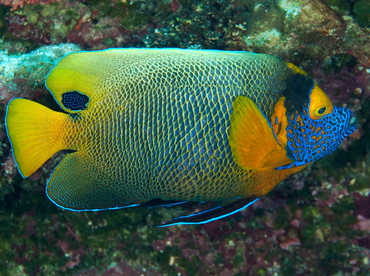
left=5, top=48, right=357, bottom=226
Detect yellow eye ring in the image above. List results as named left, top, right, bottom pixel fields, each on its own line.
left=311, top=100, right=330, bottom=119
left=308, top=85, right=333, bottom=120
left=317, top=107, right=327, bottom=115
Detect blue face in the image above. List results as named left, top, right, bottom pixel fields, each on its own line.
left=278, top=106, right=357, bottom=169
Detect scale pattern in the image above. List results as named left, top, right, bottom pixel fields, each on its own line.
left=47, top=50, right=306, bottom=209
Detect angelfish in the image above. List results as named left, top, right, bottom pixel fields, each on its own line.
left=5, top=49, right=357, bottom=226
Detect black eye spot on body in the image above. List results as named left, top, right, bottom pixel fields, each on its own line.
left=61, top=91, right=89, bottom=111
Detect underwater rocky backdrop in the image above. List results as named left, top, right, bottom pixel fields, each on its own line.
left=0, top=0, right=369, bottom=275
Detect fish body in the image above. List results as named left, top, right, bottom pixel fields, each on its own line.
left=5, top=49, right=356, bottom=226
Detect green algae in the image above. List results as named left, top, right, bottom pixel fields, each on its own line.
left=353, top=0, right=370, bottom=27
left=144, top=0, right=253, bottom=49
left=0, top=167, right=170, bottom=274
left=118, top=3, right=153, bottom=30
left=280, top=256, right=298, bottom=276
left=332, top=196, right=355, bottom=216
left=245, top=215, right=264, bottom=230
left=256, top=268, right=267, bottom=275
left=325, top=0, right=350, bottom=11
left=4, top=2, right=80, bottom=48
left=348, top=174, right=370, bottom=193
left=214, top=252, right=224, bottom=265
left=273, top=209, right=289, bottom=229
left=232, top=252, right=244, bottom=267
left=180, top=254, right=201, bottom=275
left=0, top=7, right=7, bottom=36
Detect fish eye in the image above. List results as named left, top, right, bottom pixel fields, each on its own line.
left=317, top=107, right=327, bottom=115
left=312, top=103, right=330, bottom=119
left=309, top=98, right=333, bottom=120
left=312, top=104, right=329, bottom=119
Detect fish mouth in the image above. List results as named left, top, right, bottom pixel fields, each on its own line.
left=343, top=114, right=357, bottom=137
left=349, top=116, right=357, bottom=129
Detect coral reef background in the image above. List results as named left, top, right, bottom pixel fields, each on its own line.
left=0, top=0, right=369, bottom=275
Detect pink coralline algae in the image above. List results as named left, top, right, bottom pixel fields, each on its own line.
left=6, top=14, right=52, bottom=44
left=356, top=215, right=370, bottom=233
left=4, top=1, right=86, bottom=45
left=4, top=0, right=150, bottom=49
left=313, top=62, right=370, bottom=105
left=3, top=155, right=17, bottom=181
left=66, top=17, right=138, bottom=50
left=0, top=0, right=59, bottom=11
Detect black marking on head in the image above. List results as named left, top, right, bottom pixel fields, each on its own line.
left=61, top=91, right=89, bottom=111
left=283, top=71, right=314, bottom=114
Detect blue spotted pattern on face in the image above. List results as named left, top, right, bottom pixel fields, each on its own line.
left=279, top=106, right=357, bottom=169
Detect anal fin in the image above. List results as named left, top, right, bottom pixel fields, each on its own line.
left=156, top=197, right=259, bottom=227
left=47, top=152, right=142, bottom=211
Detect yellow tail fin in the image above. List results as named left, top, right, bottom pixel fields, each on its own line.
left=5, top=99, right=70, bottom=177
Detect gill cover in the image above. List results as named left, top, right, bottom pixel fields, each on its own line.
left=278, top=84, right=357, bottom=169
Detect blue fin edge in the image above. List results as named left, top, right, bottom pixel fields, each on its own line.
left=4, top=98, right=27, bottom=178
left=146, top=200, right=189, bottom=209
left=156, top=197, right=259, bottom=227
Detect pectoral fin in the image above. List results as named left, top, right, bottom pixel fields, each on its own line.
left=229, top=96, right=292, bottom=170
